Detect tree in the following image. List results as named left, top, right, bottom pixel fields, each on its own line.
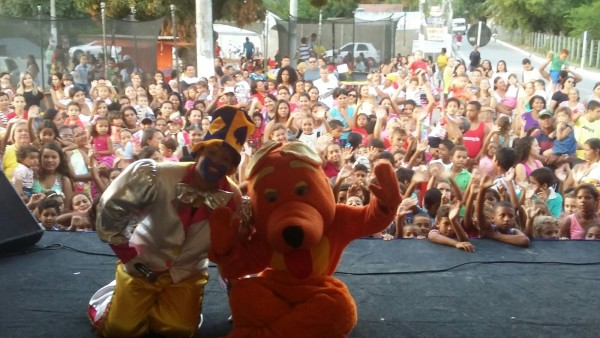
left=567, top=0, right=600, bottom=40
left=0, top=0, right=267, bottom=42
left=481, top=0, right=593, bottom=34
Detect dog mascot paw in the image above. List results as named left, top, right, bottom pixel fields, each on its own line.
left=209, top=141, right=401, bottom=338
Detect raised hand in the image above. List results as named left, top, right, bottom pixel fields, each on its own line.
left=479, top=174, right=495, bottom=189
left=416, top=139, right=429, bottom=152
left=375, top=108, right=387, bottom=120
left=397, top=197, right=418, bottom=216
left=555, top=164, right=568, bottom=182
left=342, top=146, right=354, bottom=162
left=367, top=146, right=380, bottom=162
left=369, top=162, right=402, bottom=212
left=503, top=167, right=515, bottom=182
left=411, top=170, right=430, bottom=183
left=449, top=200, right=461, bottom=221
left=428, top=163, right=443, bottom=178
left=337, top=163, right=353, bottom=180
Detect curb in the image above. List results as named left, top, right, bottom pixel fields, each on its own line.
left=494, top=39, right=600, bottom=82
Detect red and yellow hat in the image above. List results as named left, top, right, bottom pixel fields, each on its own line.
left=192, top=105, right=255, bottom=165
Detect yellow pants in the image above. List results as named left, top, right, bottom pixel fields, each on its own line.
left=98, top=263, right=208, bottom=338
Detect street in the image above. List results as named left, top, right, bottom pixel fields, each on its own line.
left=454, top=37, right=600, bottom=99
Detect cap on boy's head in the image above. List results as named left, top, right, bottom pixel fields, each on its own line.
left=539, top=109, right=553, bottom=118
left=169, top=112, right=183, bottom=125
left=191, top=105, right=254, bottom=166
left=123, top=55, right=132, bottom=61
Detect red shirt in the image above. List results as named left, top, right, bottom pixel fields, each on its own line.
left=463, top=121, right=485, bottom=158
left=6, top=111, right=28, bottom=121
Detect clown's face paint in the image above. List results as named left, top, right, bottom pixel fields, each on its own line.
left=196, top=144, right=235, bottom=183
left=199, top=156, right=228, bottom=183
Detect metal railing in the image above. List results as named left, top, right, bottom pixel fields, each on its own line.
left=500, top=28, right=600, bottom=69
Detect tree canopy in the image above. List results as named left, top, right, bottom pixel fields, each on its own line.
left=453, top=0, right=598, bottom=38
left=0, top=0, right=267, bottom=42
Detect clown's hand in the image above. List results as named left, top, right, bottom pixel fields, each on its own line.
left=369, top=162, right=402, bottom=213
left=209, top=207, right=241, bottom=256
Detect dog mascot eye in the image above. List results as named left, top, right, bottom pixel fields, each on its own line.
left=294, top=181, right=309, bottom=196
left=265, top=189, right=278, bottom=202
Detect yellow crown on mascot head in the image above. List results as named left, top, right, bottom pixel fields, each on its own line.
left=192, top=105, right=255, bottom=166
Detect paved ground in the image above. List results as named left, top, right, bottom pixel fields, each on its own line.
left=454, top=38, right=600, bottom=98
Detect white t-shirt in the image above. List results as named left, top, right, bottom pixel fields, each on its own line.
left=313, top=78, right=339, bottom=109
left=297, top=132, right=319, bottom=153
left=522, top=68, right=542, bottom=84
left=12, top=163, right=34, bottom=189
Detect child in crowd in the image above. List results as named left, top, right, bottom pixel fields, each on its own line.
left=478, top=176, right=530, bottom=247
left=160, top=137, right=179, bottom=162
left=11, top=145, right=39, bottom=201
left=166, top=114, right=190, bottom=150
left=546, top=106, right=576, bottom=158
left=37, top=198, right=62, bottom=231
left=107, top=111, right=123, bottom=148
left=65, top=102, right=85, bottom=130
left=94, top=84, right=115, bottom=104
left=532, top=215, right=559, bottom=239
left=73, top=54, right=91, bottom=93
left=89, top=116, right=114, bottom=168
left=528, top=167, right=563, bottom=218
left=91, top=100, right=109, bottom=118
left=562, top=191, right=577, bottom=216
left=586, top=226, right=600, bottom=240
left=135, top=95, right=155, bottom=121
left=115, top=129, right=134, bottom=169
left=428, top=202, right=475, bottom=251
left=297, top=116, right=319, bottom=152
left=36, top=120, right=60, bottom=146
left=548, top=49, right=569, bottom=84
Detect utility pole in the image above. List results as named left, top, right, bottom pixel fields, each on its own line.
left=195, top=0, right=214, bottom=78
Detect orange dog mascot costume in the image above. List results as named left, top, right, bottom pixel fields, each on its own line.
left=209, top=141, right=401, bottom=338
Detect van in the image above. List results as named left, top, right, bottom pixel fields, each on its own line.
left=452, top=18, right=467, bottom=34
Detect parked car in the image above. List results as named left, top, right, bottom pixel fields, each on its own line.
left=69, top=41, right=122, bottom=61
left=452, top=18, right=467, bottom=34
left=324, top=42, right=381, bottom=65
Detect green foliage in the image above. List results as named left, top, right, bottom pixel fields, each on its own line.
left=263, top=0, right=361, bottom=20
left=481, top=0, right=593, bottom=34
left=567, top=0, right=600, bottom=40
left=452, top=0, right=487, bottom=23
left=0, top=0, right=88, bottom=18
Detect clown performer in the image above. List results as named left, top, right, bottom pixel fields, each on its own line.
left=88, top=106, right=255, bottom=337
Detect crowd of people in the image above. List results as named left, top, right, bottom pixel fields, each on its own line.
left=1, top=40, right=600, bottom=248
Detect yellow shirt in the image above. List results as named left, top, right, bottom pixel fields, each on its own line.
left=2, top=144, right=18, bottom=181
left=437, top=54, right=449, bottom=70
left=575, top=116, right=600, bottom=159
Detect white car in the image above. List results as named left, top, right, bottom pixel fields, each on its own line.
left=69, top=41, right=122, bottom=61
left=452, top=18, right=467, bottom=34
left=324, top=42, right=381, bottom=65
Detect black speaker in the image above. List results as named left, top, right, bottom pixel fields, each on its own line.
left=0, top=171, right=44, bottom=252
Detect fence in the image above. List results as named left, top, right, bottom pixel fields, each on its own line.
left=275, top=17, right=400, bottom=66
left=500, top=28, right=600, bottom=69
left=0, top=14, right=164, bottom=91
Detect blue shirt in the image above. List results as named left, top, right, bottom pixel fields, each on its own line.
left=328, top=106, right=355, bottom=140
left=552, top=125, right=576, bottom=155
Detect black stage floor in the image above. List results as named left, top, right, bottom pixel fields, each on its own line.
left=1, top=232, right=599, bottom=338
